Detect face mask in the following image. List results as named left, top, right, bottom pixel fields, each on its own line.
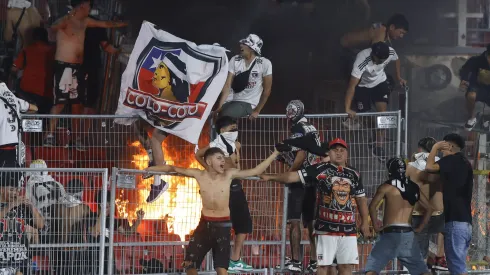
left=221, top=131, right=238, bottom=142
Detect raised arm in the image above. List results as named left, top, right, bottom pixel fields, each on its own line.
left=146, top=164, right=201, bottom=178
left=86, top=17, right=128, bottom=28
left=368, top=184, right=388, bottom=232
left=260, top=172, right=301, bottom=184
left=231, top=149, right=280, bottom=179
left=426, top=141, right=445, bottom=173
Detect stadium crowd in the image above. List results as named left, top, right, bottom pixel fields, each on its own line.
left=0, top=1, right=480, bottom=275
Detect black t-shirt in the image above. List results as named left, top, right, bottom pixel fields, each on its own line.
left=384, top=178, right=420, bottom=206
left=437, top=152, right=473, bottom=223
left=278, top=119, right=322, bottom=168
left=298, top=163, right=365, bottom=235
left=0, top=203, right=34, bottom=270
left=84, top=20, right=109, bottom=69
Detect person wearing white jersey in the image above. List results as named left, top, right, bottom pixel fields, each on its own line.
left=216, top=34, right=273, bottom=120
left=0, top=82, right=37, bottom=181
left=344, top=42, right=400, bottom=161
left=407, top=137, right=448, bottom=271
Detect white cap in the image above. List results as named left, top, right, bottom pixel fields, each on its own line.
left=239, top=34, right=263, bottom=55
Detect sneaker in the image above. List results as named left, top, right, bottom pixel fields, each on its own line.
left=143, top=159, right=156, bottom=180
left=432, top=256, right=448, bottom=271
left=275, top=257, right=291, bottom=269
left=306, top=261, right=317, bottom=273
left=287, top=260, right=303, bottom=272
left=228, top=259, right=253, bottom=273
left=43, top=135, right=55, bottom=147
left=465, top=117, right=477, bottom=131
left=372, top=145, right=387, bottom=162
left=74, top=138, right=86, bottom=152
left=146, top=176, right=169, bottom=203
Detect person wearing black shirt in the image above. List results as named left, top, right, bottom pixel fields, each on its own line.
left=426, top=133, right=473, bottom=275
left=460, top=45, right=490, bottom=131
left=83, top=13, right=119, bottom=112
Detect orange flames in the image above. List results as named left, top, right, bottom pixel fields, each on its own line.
left=115, top=130, right=209, bottom=241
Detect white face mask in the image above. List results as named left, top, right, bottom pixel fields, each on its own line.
left=221, top=131, right=238, bottom=143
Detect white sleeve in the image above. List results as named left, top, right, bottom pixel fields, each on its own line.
left=262, top=58, right=272, bottom=77
left=351, top=50, right=369, bottom=79
left=17, top=97, right=30, bottom=113
left=390, top=47, right=399, bottom=61
left=228, top=56, right=236, bottom=74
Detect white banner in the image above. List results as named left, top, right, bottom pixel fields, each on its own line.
left=115, top=21, right=228, bottom=144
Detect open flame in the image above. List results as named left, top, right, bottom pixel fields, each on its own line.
left=115, top=137, right=204, bottom=241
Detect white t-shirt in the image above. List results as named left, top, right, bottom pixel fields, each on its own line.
left=0, top=83, right=29, bottom=146
left=351, top=47, right=398, bottom=88
left=227, top=55, right=272, bottom=108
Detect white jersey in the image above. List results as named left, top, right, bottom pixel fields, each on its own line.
left=351, top=47, right=398, bottom=88
left=227, top=55, right=272, bottom=108
left=0, top=83, right=29, bottom=146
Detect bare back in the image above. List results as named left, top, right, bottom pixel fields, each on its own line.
left=194, top=171, right=232, bottom=218
left=55, top=17, right=87, bottom=63
left=382, top=184, right=414, bottom=226
left=407, top=165, right=443, bottom=213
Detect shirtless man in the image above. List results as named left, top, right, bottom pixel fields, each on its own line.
left=44, top=0, right=127, bottom=151
left=407, top=137, right=447, bottom=271
left=365, top=157, right=432, bottom=275
left=147, top=147, right=280, bottom=275
left=195, top=116, right=254, bottom=273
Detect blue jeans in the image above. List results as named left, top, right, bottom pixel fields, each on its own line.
left=365, top=230, right=429, bottom=274
left=444, top=221, right=472, bottom=274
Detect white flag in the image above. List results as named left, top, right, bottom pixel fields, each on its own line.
left=115, top=21, right=228, bottom=144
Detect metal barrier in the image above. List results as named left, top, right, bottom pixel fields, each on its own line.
left=0, top=167, right=109, bottom=275
left=15, top=111, right=490, bottom=274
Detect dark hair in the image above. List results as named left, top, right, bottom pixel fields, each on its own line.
left=203, top=147, right=225, bottom=160
left=486, top=44, right=490, bottom=53
left=71, top=0, right=91, bottom=8
left=215, top=116, right=237, bottom=134
left=387, top=13, right=409, bottom=32
left=443, top=133, right=465, bottom=149
left=418, top=137, right=437, bottom=152
left=32, top=27, right=48, bottom=43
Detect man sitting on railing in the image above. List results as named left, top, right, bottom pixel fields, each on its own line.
left=365, top=158, right=432, bottom=275
left=195, top=116, right=254, bottom=273
left=146, top=147, right=280, bottom=275
left=344, top=42, right=401, bottom=162
left=215, top=34, right=273, bottom=120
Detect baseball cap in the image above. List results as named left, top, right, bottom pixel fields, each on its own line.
left=329, top=138, right=348, bottom=149
left=371, top=42, right=390, bottom=60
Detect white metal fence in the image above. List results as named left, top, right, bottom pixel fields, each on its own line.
left=13, top=112, right=490, bottom=274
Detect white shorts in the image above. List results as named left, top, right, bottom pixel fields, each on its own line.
left=316, top=235, right=358, bottom=266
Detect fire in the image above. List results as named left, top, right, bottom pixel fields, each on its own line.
left=116, top=138, right=204, bottom=241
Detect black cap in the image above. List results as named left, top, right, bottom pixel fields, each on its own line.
left=371, top=42, right=390, bottom=60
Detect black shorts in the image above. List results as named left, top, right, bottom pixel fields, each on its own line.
left=287, top=183, right=316, bottom=227
left=185, top=218, right=231, bottom=270
left=354, top=80, right=391, bottom=112
left=467, top=84, right=490, bottom=106
left=53, top=61, right=85, bottom=105
left=229, top=180, right=253, bottom=234
left=84, top=68, right=101, bottom=108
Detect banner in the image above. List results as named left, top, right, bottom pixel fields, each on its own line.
left=115, top=21, right=229, bottom=144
